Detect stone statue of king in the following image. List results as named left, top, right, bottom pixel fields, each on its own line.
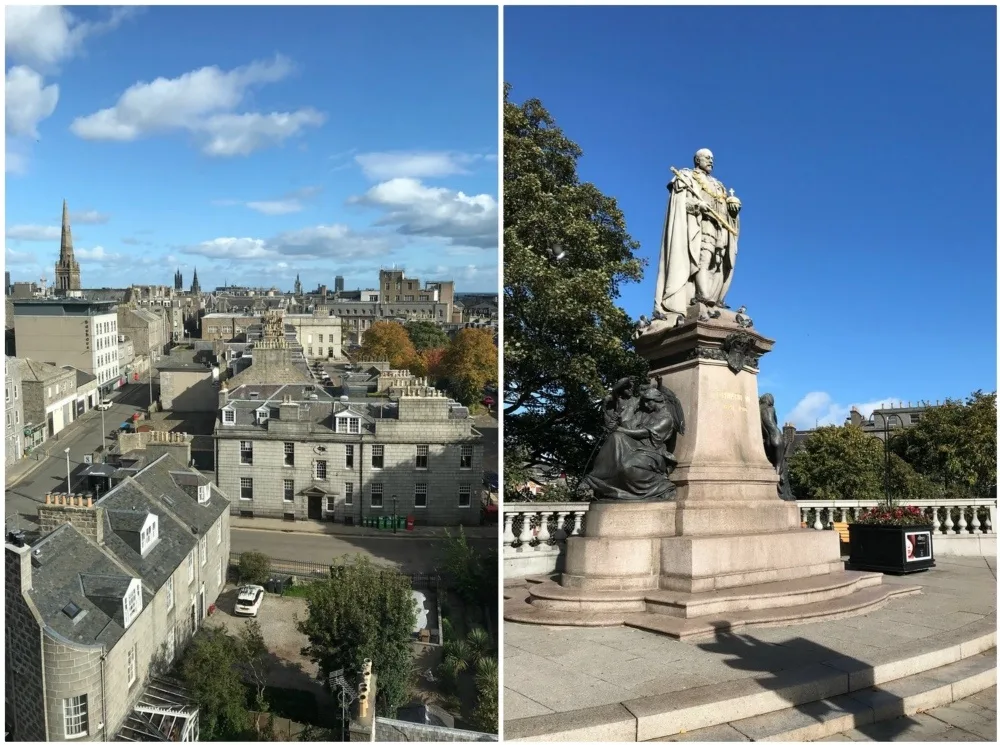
left=653, top=149, right=742, bottom=325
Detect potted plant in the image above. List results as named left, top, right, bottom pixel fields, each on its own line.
left=847, top=505, right=935, bottom=574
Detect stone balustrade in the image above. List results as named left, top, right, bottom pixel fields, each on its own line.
left=503, top=498, right=997, bottom=579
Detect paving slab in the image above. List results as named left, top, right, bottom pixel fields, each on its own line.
left=505, top=558, right=997, bottom=739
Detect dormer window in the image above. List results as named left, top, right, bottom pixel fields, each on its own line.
left=222, top=408, right=236, bottom=425
left=139, top=513, right=159, bottom=556
left=123, top=579, right=143, bottom=628
left=256, top=406, right=270, bottom=424
left=335, top=415, right=361, bottom=434
left=198, top=485, right=210, bottom=504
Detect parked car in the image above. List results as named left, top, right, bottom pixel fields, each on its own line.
left=96, top=400, right=113, bottom=411
left=234, top=585, right=265, bottom=617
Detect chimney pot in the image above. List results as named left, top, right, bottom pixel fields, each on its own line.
left=86, top=497, right=93, bottom=508
left=45, top=493, right=51, bottom=505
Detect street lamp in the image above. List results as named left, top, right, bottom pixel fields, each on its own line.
left=872, top=412, right=904, bottom=508
left=392, top=496, right=398, bottom=534
left=64, top=447, right=72, bottom=494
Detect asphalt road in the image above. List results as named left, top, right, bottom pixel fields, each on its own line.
left=5, top=381, right=153, bottom=520
left=232, top=527, right=495, bottom=574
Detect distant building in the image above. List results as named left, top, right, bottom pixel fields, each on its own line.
left=54, top=201, right=82, bottom=295
left=4, top=451, right=230, bottom=742
left=11, top=299, right=121, bottom=396
left=334, top=275, right=345, bottom=293
left=5, top=271, right=11, bottom=296
left=784, top=401, right=943, bottom=455
left=11, top=358, right=80, bottom=440
left=173, top=269, right=183, bottom=291
left=190, top=268, right=201, bottom=295
left=284, top=309, right=343, bottom=360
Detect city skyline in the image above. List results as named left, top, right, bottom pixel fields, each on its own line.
left=5, top=5, right=500, bottom=292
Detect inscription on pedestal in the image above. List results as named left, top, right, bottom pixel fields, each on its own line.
left=711, top=390, right=748, bottom=413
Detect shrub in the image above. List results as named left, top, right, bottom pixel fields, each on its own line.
left=238, top=551, right=271, bottom=585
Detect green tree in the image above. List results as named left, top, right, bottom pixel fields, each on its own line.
left=297, top=556, right=416, bottom=717
left=179, top=629, right=252, bottom=740
left=443, top=328, right=497, bottom=406
left=405, top=321, right=450, bottom=351
left=238, top=551, right=271, bottom=585
left=238, top=619, right=271, bottom=715
left=439, top=528, right=496, bottom=608
left=504, top=84, right=647, bottom=484
left=788, top=425, right=885, bottom=500
left=358, top=322, right=418, bottom=370
left=890, top=391, right=997, bottom=498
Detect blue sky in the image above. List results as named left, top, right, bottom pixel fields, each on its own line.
left=5, top=5, right=498, bottom=293
left=505, top=4, right=997, bottom=428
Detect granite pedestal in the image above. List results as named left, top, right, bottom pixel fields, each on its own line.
left=505, top=306, right=900, bottom=636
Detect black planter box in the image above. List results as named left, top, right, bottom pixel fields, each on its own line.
left=847, top=523, right=935, bottom=574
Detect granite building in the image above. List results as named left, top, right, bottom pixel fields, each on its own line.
left=4, top=451, right=230, bottom=741
left=215, top=381, right=485, bottom=526
left=13, top=358, right=79, bottom=440
left=5, top=356, right=25, bottom=465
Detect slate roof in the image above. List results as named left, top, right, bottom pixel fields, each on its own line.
left=95, top=454, right=229, bottom=591
left=14, top=357, right=75, bottom=383
left=65, top=366, right=97, bottom=387
left=26, top=524, right=141, bottom=647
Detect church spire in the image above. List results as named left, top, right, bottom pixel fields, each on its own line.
left=55, top=199, right=81, bottom=293
left=190, top=267, right=201, bottom=294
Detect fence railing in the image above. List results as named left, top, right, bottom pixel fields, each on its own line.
left=228, top=551, right=441, bottom=588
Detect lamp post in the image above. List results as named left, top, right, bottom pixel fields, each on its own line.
left=64, top=447, right=71, bottom=494
left=392, top=496, right=398, bottom=534
left=872, top=412, right=904, bottom=508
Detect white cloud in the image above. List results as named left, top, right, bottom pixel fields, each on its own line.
left=69, top=56, right=324, bottom=156
left=5, top=5, right=134, bottom=71
left=355, top=151, right=491, bottom=180
left=198, top=109, right=325, bottom=156
left=349, top=177, right=498, bottom=249
left=246, top=200, right=303, bottom=215
left=76, top=245, right=122, bottom=262
left=5, top=147, right=29, bottom=174
left=182, top=224, right=391, bottom=262
left=784, top=392, right=906, bottom=429
left=5, top=66, right=59, bottom=138
left=70, top=210, right=110, bottom=224
left=6, top=224, right=60, bottom=241
left=218, top=185, right=322, bottom=215
left=5, top=247, right=39, bottom=264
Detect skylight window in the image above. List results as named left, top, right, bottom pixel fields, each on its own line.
left=62, top=602, right=82, bottom=620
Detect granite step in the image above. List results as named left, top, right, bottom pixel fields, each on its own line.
left=658, top=648, right=997, bottom=742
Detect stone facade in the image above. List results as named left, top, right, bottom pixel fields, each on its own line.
left=216, top=383, right=484, bottom=526
left=4, top=454, right=231, bottom=742
left=284, top=311, right=343, bottom=359
left=15, top=358, right=79, bottom=440
left=6, top=355, right=25, bottom=465
left=200, top=313, right=259, bottom=341
left=160, top=368, right=217, bottom=412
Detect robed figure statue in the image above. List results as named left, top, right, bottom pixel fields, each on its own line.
left=760, top=393, right=795, bottom=501
left=654, top=149, right=742, bottom=325
left=581, top=377, right=685, bottom=502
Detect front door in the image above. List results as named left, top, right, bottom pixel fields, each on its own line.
left=308, top=496, right=322, bottom=520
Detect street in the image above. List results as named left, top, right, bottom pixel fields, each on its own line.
left=5, top=380, right=154, bottom=521
left=231, top=528, right=494, bottom=574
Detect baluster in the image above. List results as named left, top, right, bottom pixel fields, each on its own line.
left=970, top=506, right=981, bottom=534
left=502, top=513, right=516, bottom=547
left=537, top=511, right=552, bottom=544
left=570, top=510, right=585, bottom=536
left=800, top=508, right=807, bottom=526
left=932, top=506, right=942, bottom=534
left=943, top=506, right=955, bottom=534
left=553, top=511, right=569, bottom=541
left=813, top=508, right=824, bottom=531
left=516, top=512, right=531, bottom=546
left=984, top=508, right=993, bottom=534
left=957, top=506, right=968, bottom=534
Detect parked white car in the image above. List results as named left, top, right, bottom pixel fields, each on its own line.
left=96, top=400, right=113, bottom=411
left=234, top=585, right=265, bottom=617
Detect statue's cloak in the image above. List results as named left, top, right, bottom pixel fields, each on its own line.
left=653, top=169, right=739, bottom=319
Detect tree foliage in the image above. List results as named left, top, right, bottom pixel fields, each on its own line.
left=238, top=551, right=271, bottom=585
left=438, top=528, right=497, bottom=608
left=297, top=556, right=416, bottom=717
left=442, top=328, right=497, bottom=406
left=788, top=424, right=936, bottom=501
left=504, top=84, right=648, bottom=483
left=471, top=657, right=498, bottom=734
left=421, top=347, right=448, bottom=382
left=358, top=322, right=418, bottom=370
left=405, top=321, right=450, bottom=351
left=179, top=629, right=252, bottom=740
left=889, top=391, right=997, bottom=498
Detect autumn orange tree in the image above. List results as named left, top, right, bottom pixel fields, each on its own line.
left=422, top=347, right=448, bottom=381
left=357, top=322, right=417, bottom=370
left=443, top=328, right=497, bottom=406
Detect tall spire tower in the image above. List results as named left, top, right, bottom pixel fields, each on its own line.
left=54, top=200, right=82, bottom=293
left=190, top=267, right=201, bottom=294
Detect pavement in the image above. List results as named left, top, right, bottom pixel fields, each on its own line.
left=814, top=685, right=996, bottom=741
left=503, top=557, right=997, bottom=727
left=231, top=514, right=497, bottom=539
